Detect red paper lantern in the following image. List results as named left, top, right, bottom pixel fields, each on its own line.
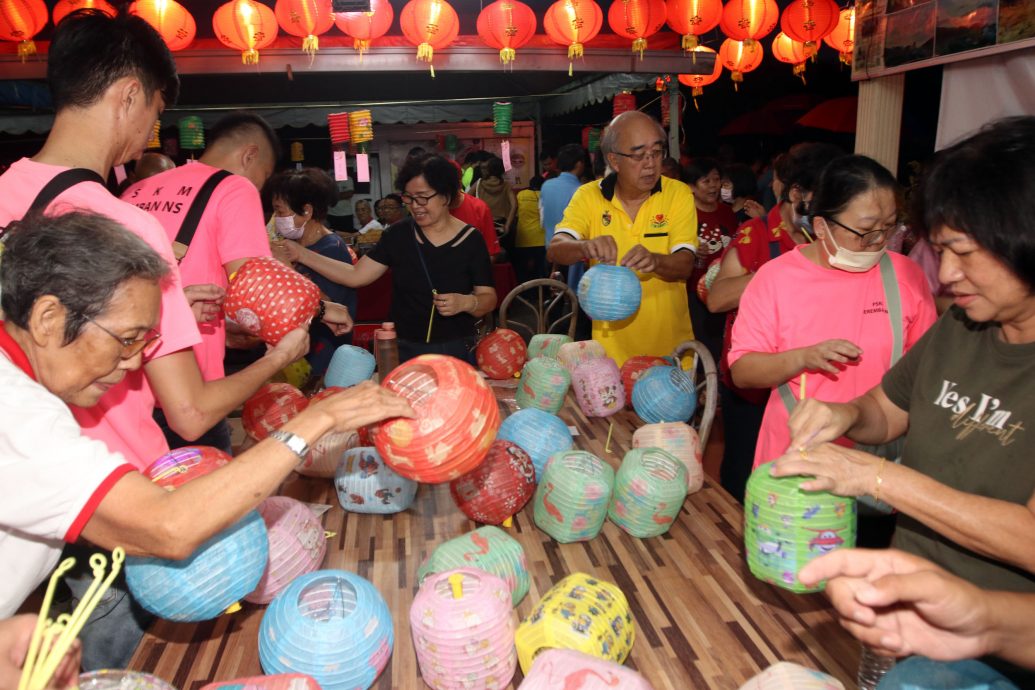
left=243, top=382, right=309, bottom=442
left=620, top=355, right=668, bottom=403
left=333, top=0, right=393, bottom=57
left=224, top=256, right=322, bottom=345
left=823, top=6, right=855, bottom=65
left=145, top=446, right=233, bottom=490
left=450, top=440, right=536, bottom=524
left=399, top=0, right=459, bottom=77
left=0, top=0, right=47, bottom=60
left=780, top=0, right=838, bottom=50
left=607, top=0, right=667, bottom=58
left=375, top=355, right=500, bottom=483
left=612, top=91, right=637, bottom=117
left=665, top=0, right=721, bottom=51
left=477, top=0, right=537, bottom=65
left=677, top=45, right=722, bottom=96
left=771, top=31, right=815, bottom=81
left=718, top=37, right=764, bottom=87
left=213, top=0, right=279, bottom=64
left=130, top=0, right=196, bottom=51
left=544, top=0, right=603, bottom=74
left=275, top=0, right=335, bottom=56
left=719, top=0, right=778, bottom=50
left=476, top=328, right=527, bottom=380
left=52, top=0, right=115, bottom=24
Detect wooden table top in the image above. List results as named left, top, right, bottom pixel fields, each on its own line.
left=128, top=389, right=860, bottom=690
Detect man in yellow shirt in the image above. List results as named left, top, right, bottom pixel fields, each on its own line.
left=546, top=111, right=697, bottom=365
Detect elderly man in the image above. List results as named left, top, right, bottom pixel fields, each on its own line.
left=378, top=193, right=406, bottom=226
left=546, top=111, right=697, bottom=365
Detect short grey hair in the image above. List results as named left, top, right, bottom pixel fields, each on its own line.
left=600, top=110, right=667, bottom=158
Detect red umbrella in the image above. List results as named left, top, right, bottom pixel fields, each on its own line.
left=718, top=93, right=825, bottom=137
left=797, top=96, right=858, bottom=133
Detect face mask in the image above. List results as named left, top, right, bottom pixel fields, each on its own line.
left=274, top=214, right=304, bottom=240
left=720, top=186, right=734, bottom=203
left=822, top=225, right=885, bottom=272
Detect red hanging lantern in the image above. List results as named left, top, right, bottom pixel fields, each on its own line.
left=612, top=91, right=637, bottom=117
left=771, top=31, right=815, bottom=81
left=544, top=0, right=603, bottom=75
left=333, top=0, right=393, bottom=58
left=0, top=0, right=47, bottom=61
left=823, top=6, right=855, bottom=65
left=130, top=0, right=196, bottom=52
left=399, top=0, right=459, bottom=77
left=719, top=0, right=778, bottom=51
left=145, top=446, right=233, bottom=490
left=476, top=0, right=537, bottom=66
left=476, top=328, right=527, bottom=380
left=619, top=355, right=668, bottom=404
left=275, top=0, right=335, bottom=57
left=677, top=47, right=721, bottom=109
left=243, top=382, right=310, bottom=442
left=223, top=256, right=322, bottom=345
left=718, top=37, right=763, bottom=88
left=213, top=0, right=279, bottom=65
left=450, top=440, right=537, bottom=524
left=607, top=0, right=667, bottom=59
left=780, top=0, right=838, bottom=51
left=665, top=0, right=722, bottom=51
left=52, top=0, right=115, bottom=24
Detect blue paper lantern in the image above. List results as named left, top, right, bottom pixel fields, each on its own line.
left=259, top=570, right=394, bottom=690
left=335, top=447, right=418, bottom=514
left=577, top=265, right=642, bottom=321
left=325, top=344, right=376, bottom=388
left=631, top=366, right=697, bottom=424
left=497, top=408, right=574, bottom=478
left=125, top=510, right=268, bottom=622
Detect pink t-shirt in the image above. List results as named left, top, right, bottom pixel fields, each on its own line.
left=0, top=158, right=201, bottom=470
left=728, top=246, right=937, bottom=467
left=122, top=163, right=272, bottom=381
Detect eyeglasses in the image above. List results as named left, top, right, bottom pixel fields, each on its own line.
left=611, top=148, right=666, bottom=163
left=87, top=318, right=162, bottom=358
left=400, top=192, right=440, bottom=207
left=825, top=217, right=895, bottom=247
left=380, top=204, right=401, bottom=211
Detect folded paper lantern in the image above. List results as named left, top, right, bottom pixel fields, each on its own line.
left=326, top=344, right=376, bottom=388
left=577, top=265, right=642, bottom=322
left=178, top=115, right=205, bottom=150
left=555, top=339, right=606, bottom=372
left=696, top=260, right=721, bottom=302
left=608, top=448, right=688, bottom=538
left=619, top=355, right=669, bottom=403
left=526, top=333, right=572, bottom=360
left=571, top=357, right=625, bottom=418
left=144, top=446, right=232, bottom=490
left=327, top=112, right=351, bottom=144
left=492, top=101, right=514, bottom=136
left=497, top=408, right=574, bottom=478
left=739, top=662, right=844, bottom=690
left=611, top=91, right=637, bottom=117
left=744, top=463, right=857, bottom=593
left=246, top=497, right=327, bottom=604
left=78, top=671, right=177, bottom=690
left=450, top=440, right=536, bottom=525
left=242, top=382, right=309, bottom=442
left=631, top=366, right=696, bottom=424
left=519, top=648, right=655, bottom=689
left=349, top=109, right=374, bottom=144
left=632, top=422, right=704, bottom=493
left=259, top=570, right=394, bottom=690
left=515, top=357, right=571, bottom=415
left=200, top=674, right=321, bottom=690
left=375, top=355, right=499, bottom=483
left=224, top=256, right=322, bottom=345
left=515, top=573, right=634, bottom=674
left=335, top=446, right=418, bottom=514
left=418, top=526, right=529, bottom=607
left=476, top=328, right=527, bottom=380
left=299, top=430, right=359, bottom=478
left=410, top=568, right=517, bottom=690
left=126, top=510, right=268, bottom=621
left=533, top=451, right=614, bottom=543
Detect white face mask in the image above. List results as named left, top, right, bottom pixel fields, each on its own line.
left=274, top=214, right=305, bottom=240
left=720, top=186, right=734, bottom=203
left=822, top=225, right=885, bottom=272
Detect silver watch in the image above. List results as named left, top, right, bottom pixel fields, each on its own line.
left=269, top=430, right=310, bottom=463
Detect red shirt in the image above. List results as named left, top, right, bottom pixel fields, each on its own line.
left=451, top=192, right=499, bottom=256
left=692, top=203, right=740, bottom=283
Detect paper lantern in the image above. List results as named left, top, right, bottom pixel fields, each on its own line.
left=259, top=570, right=394, bottom=690
left=515, top=573, right=634, bottom=674
left=516, top=356, right=571, bottom=415
left=718, top=37, right=763, bottom=86
left=607, top=0, right=667, bottom=58
left=577, top=265, right=642, bottom=322
left=326, top=344, right=376, bottom=387
left=744, top=462, right=857, bottom=593
left=779, top=0, right=838, bottom=50
left=533, top=450, right=614, bottom=543
left=527, top=333, right=572, bottom=360
left=275, top=0, right=334, bottom=56
left=823, top=6, right=855, bottom=65
left=130, top=0, right=196, bottom=51
left=335, top=446, right=418, bottom=514
left=375, top=355, right=499, bottom=483
left=493, top=101, right=513, bottom=136
left=246, top=497, right=327, bottom=604
left=520, top=648, right=655, bottom=689
left=665, top=0, right=721, bottom=51
left=631, top=365, right=696, bottom=424
left=399, top=0, right=459, bottom=77
left=619, top=355, right=668, bottom=402
left=543, top=0, right=603, bottom=74
left=224, top=256, right=322, bottom=345
left=740, top=662, right=844, bottom=690
left=0, top=0, right=46, bottom=60
left=571, top=357, right=624, bottom=418
left=696, top=259, right=721, bottom=302
left=213, top=0, right=279, bottom=64
left=299, top=429, right=358, bottom=478
left=146, top=119, right=161, bottom=150
left=581, top=126, right=602, bottom=153
left=418, top=526, right=530, bottom=607
left=632, top=421, right=703, bottom=493
left=200, top=675, right=321, bottom=690
left=178, top=115, right=204, bottom=151
left=476, top=328, right=527, bottom=379
left=348, top=109, right=374, bottom=144
left=450, top=439, right=536, bottom=525
left=242, top=382, right=309, bottom=442
left=771, top=31, right=815, bottom=80
left=334, top=0, right=393, bottom=57
left=78, top=671, right=177, bottom=690
left=52, top=0, right=115, bottom=24
left=719, top=0, right=778, bottom=50
left=144, top=446, right=233, bottom=490
left=410, top=568, right=517, bottom=690
left=497, top=408, right=573, bottom=478
left=611, top=91, right=637, bottom=118
left=608, top=448, right=687, bottom=537
left=556, top=339, right=606, bottom=372
left=327, top=111, right=351, bottom=144
left=289, top=141, right=304, bottom=163
left=677, top=46, right=722, bottom=108
left=126, top=510, right=268, bottom=621
left=477, top=0, right=537, bottom=65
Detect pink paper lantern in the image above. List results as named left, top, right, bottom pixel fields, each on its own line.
left=450, top=440, right=536, bottom=525
left=298, top=430, right=359, bottom=478
left=520, top=648, right=655, bottom=689
left=242, top=382, right=309, bottom=442
left=144, top=446, right=232, bottom=490
left=476, top=328, right=527, bottom=380
left=632, top=421, right=704, bottom=493
left=224, top=256, right=321, bottom=345
left=555, top=339, right=606, bottom=372
left=571, top=357, right=625, bottom=418
left=200, top=674, right=321, bottom=690
left=245, top=496, right=327, bottom=604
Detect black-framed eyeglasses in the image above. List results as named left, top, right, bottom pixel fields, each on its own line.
left=400, top=192, right=440, bottom=207
left=824, top=217, right=894, bottom=248
left=87, top=318, right=162, bottom=358
left=611, top=147, right=666, bottom=163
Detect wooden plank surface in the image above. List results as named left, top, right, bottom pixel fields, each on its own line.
left=128, top=387, right=861, bottom=689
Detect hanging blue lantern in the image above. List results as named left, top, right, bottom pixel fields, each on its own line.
left=631, top=366, right=697, bottom=424
left=577, top=265, right=642, bottom=321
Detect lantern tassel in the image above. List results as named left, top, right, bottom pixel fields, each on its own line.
left=242, top=48, right=260, bottom=65
left=682, top=34, right=698, bottom=52
left=302, top=34, right=319, bottom=58
left=500, top=47, right=516, bottom=64
left=693, top=96, right=700, bottom=111
left=840, top=51, right=853, bottom=66
left=17, top=40, right=37, bottom=62
left=744, top=38, right=757, bottom=52
left=794, top=62, right=807, bottom=84
left=417, top=42, right=436, bottom=77
left=732, top=70, right=743, bottom=92
left=632, top=37, right=647, bottom=60
left=354, top=38, right=370, bottom=60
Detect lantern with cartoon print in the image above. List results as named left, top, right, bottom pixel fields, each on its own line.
left=245, top=497, right=327, bottom=605
left=450, top=440, right=536, bottom=525
left=533, top=451, right=614, bottom=543
left=418, top=526, right=530, bottom=607
left=224, top=256, right=321, bottom=345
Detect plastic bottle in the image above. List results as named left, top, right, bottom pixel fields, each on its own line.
left=375, top=322, right=399, bottom=379
left=857, top=644, right=895, bottom=690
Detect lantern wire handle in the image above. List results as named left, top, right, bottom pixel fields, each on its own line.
left=18, top=558, right=76, bottom=690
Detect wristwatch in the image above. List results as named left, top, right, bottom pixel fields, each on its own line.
left=269, top=430, right=310, bottom=463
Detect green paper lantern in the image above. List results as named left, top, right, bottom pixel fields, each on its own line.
left=533, top=450, right=614, bottom=543
left=492, top=101, right=513, bottom=136
left=417, top=525, right=530, bottom=607
left=516, top=356, right=571, bottom=414
left=178, top=116, right=205, bottom=150
left=527, top=333, right=572, bottom=360
left=445, top=134, right=459, bottom=153
left=608, top=448, right=687, bottom=538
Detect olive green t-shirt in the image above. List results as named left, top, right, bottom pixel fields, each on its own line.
left=883, top=306, right=1035, bottom=593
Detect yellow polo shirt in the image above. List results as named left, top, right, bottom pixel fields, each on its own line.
left=556, top=174, right=697, bottom=365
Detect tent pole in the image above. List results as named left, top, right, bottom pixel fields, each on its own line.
left=535, top=102, right=544, bottom=176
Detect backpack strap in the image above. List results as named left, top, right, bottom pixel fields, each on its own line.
left=1, top=168, right=106, bottom=241
left=172, top=169, right=233, bottom=262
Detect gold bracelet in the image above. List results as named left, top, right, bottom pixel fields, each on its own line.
left=873, top=457, right=887, bottom=503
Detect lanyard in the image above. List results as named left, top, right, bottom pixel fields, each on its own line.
left=411, top=222, right=437, bottom=343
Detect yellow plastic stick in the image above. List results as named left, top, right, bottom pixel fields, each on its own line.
left=18, top=558, right=75, bottom=690
left=448, top=573, right=464, bottom=599
left=604, top=419, right=615, bottom=454
left=799, top=372, right=807, bottom=401
left=425, top=289, right=438, bottom=343
left=502, top=516, right=513, bottom=528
